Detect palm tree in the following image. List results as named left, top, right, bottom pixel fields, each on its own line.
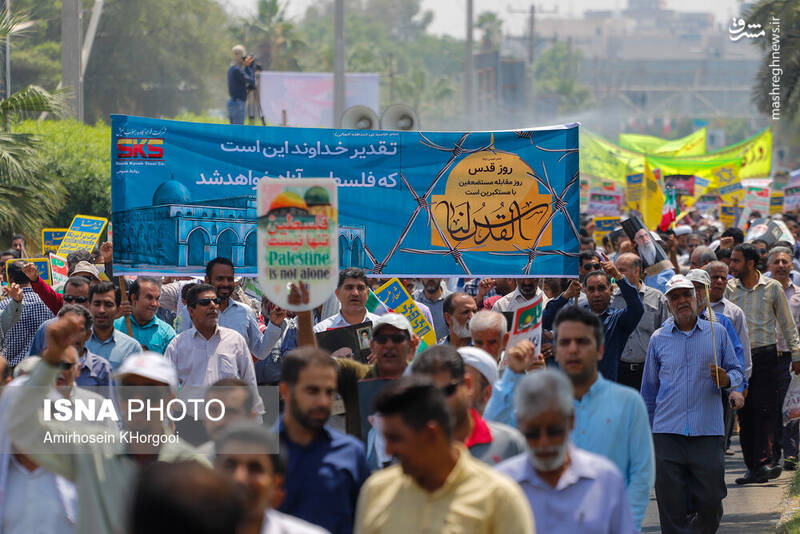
left=241, top=0, right=308, bottom=71
left=746, top=0, right=800, bottom=121
left=0, top=12, right=64, bottom=249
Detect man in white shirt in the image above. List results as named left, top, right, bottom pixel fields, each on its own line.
left=164, top=283, right=263, bottom=419
left=215, top=422, right=329, bottom=534
left=492, top=278, right=542, bottom=313
left=314, top=268, right=380, bottom=333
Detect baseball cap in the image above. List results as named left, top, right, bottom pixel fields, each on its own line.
left=674, top=225, right=692, bottom=236
left=115, top=352, right=178, bottom=392
left=371, top=313, right=414, bottom=338
left=686, top=269, right=710, bottom=287
left=458, top=346, right=498, bottom=386
left=72, top=261, right=101, bottom=280
left=664, top=274, right=695, bottom=295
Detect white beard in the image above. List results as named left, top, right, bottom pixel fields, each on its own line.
left=638, top=241, right=657, bottom=266
left=527, top=441, right=569, bottom=472
left=453, top=318, right=471, bottom=339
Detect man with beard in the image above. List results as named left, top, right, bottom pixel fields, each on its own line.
left=492, top=278, right=542, bottom=313
left=440, top=292, right=477, bottom=347
left=469, top=310, right=509, bottom=362
left=278, top=346, right=369, bottom=534
left=643, top=274, right=742, bottom=532
left=354, top=376, right=533, bottom=534
left=176, top=258, right=284, bottom=360
left=411, top=345, right=525, bottom=466
left=726, top=243, right=800, bottom=484
left=543, top=261, right=643, bottom=381
left=496, top=370, right=636, bottom=533
left=634, top=228, right=660, bottom=267
left=764, top=246, right=800, bottom=470
left=412, top=278, right=451, bottom=340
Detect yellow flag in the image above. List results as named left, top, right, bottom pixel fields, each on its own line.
left=709, top=127, right=771, bottom=179
left=620, top=128, right=707, bottom=157
left=645, top=154, right=743, bottom=208
left=580, top=129, right=644, bottom=185
left=642, top=161, right=665, bottom=230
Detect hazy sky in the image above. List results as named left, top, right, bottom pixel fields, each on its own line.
left=227, top=0, right=744, bottom=37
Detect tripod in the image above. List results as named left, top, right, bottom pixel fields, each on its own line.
left=246, top=69, right=266, bottom=126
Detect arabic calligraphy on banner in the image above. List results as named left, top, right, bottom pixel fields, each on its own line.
left=431, top=150, right=552, bottom=251
left=111, top=115, right=579, bottom=277
left=57, top=215, right=108, bottom=256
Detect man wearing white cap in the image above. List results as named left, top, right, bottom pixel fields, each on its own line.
left=412, top=345, right=525, bottom=465
left=6, top=316, right=208, bottom=534
left=642, top=274, right=743, bottom=533
left=336, top=313, right=417, bottom=437
left=458, top=346, right=499, bottom=414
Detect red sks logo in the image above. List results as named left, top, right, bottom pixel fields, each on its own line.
left=117, top=138, right=164, bottom=159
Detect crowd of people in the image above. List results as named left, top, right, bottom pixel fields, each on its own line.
left=0, top=209, right=798, bottom=533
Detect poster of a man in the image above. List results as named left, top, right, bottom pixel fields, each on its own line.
left=621, top=216, right=669, bottom=269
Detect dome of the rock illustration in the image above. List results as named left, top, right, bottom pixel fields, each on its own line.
left=304, top=186, right=330, bottom=206
left=267, top=191, right=309, bottom=218
left=152, top=180, right=192, bottom=206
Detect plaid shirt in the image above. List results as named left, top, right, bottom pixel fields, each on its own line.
left=0, top=287, right=54, bottom=366
left=463, top=278, right=498, bottom=298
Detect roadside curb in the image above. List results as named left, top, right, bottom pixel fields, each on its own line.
left=777, top=470, right=800, bottom=533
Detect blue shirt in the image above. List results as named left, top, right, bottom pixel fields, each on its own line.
left=279, top=420, right=369, bottom=534
left=496, top=446, right=637, bottom=534
left=645, top=268, right=675, bottom=294
left=113, top=315, right=176, bottom=354
left=572, top=375, right=654, bottom=530
left=27, top=317, right=55, bottom=357
left=543, top=277, right=644, bottom=381
left=86, top=329, right=142, bottom=370
left=699, top=309, right=747, bottom=392
left=178, top=298, right=281, bottom=360
left=641, top=317, right=743, bottom=436
left=76, top=348, right=113, bottom=389
left=227, top=64, right=254, bottom=101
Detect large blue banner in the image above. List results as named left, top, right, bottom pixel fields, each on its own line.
left=111, top=115, right=579, bottom=277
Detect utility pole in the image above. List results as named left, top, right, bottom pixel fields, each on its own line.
left=527, top=5, right=535, bottom=64
left=61, top=0, right=82, bottom=121
left=333, top=0, right=345, bottom=127
left=464, top=0, right=474, bottom=124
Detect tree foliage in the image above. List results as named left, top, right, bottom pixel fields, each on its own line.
left=534, top=42, right=591, bottom=114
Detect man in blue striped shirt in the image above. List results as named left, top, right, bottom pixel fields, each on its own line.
left=642, top=274, right=743, bottom=534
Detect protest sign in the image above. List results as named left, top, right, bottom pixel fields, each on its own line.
left=784, top=184, right=800, bottom=212
left=41, top=228, right=67, bottom=254
left=625, top=173, right=643, bottom=211
left=358, top=378, right=394, bottom=444
left=593, top=216, right=621, bottom=247
left=110, top=115, right=579, bottom=277
left=719, top=205, right=737, bottom=228
left=257, top=178, right=338, bottom=312
left=374, top=278, right=437, bottom=352
left=694, top=194, right=721, bottom=212
left=743, top=186, right=770, bottom=216
left=770, top=192, right=784, bottom=214
left=506, top=294, right=543, bottom=355
left=621, top=216, right=670, bottom=272
left=314, top=321, right=373, bottom=363
left=57, top=215, right=108, bottom=256
left=49, top=253, right=69, bottom=290
left=6, top=257, right=51, bottom=286
left=587, top=191, right=623, bottom=215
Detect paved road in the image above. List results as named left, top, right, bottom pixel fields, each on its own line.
left=642, top=437, right=791, bottom=533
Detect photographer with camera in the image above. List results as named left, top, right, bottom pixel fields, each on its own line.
left=227, top=45, right=255, bottom=125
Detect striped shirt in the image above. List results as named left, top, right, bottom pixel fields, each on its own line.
left=642, top=317, right=743, bottom=436
left=725, top=272, right=800, bottom=360
left=776, top=282, right=800, bottom=353
left=709, top=298, right=752, bottom=379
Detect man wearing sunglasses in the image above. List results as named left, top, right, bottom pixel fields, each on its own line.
left=164, top=283, right=263, bottom=425
left=27, top=277, right=91, bottom=358
left=496, top=369, right=636, bottom=533
left=53, top=304, right=113, bottom=389
left=411, top=345, right=525, bottom=466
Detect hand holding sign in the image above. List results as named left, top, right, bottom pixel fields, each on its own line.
left=506, top=340, right=541, bottom=374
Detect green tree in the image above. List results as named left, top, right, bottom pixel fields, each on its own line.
left=747, top=0, right=800, bottom=121
left=476, top=11, right=502, bottom=52
left=0, top=13, right=65, bottom=249
left=534, top=42, right=591, bottom=113
left=82, top=0, right=233, bottom=123
left=237, top=0, right=307, bottom=71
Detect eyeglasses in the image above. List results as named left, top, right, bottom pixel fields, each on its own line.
left=522, top=425, right=567, bottom=440
left=63, top=295, right=88, bottom=304
left=59, top=361, right=76, bottom=370
left=583, top=263, right=600, bottom=271
left=757, top=248, right=767, bottom=255
left=373, top=333, right=408, bottom=345
left=440, top=381, right=460, bottom=397
left=196, top=297, right=221, bottom=306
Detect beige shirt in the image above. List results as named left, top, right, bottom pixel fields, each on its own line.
left=354, top=445, right=535, bottom=534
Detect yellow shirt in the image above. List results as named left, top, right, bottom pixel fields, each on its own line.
left=354, top=445, right=535, bottom=534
